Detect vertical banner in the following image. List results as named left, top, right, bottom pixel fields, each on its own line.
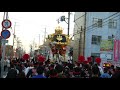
left=119, top=40, right=120, bottom=60
left=114, top=40, right=119, bottom=62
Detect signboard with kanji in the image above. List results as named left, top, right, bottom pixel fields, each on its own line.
left=100, top=40, right=113, bottom=51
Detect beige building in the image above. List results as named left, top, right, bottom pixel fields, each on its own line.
left=73, top=12, right=86, bottom=61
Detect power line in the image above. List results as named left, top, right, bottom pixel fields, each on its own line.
left=88, top=14, right=120, bottom=30
left=73, top=12, right=119, bottom=35
left=73, top=12, right=120, bottom=36
left=74, top=13, right=85, bottom=22
left=74, top=21, right=81, bottom=29
left=86, top=12, right=119, bottom=30
left=86, top=13, right=120, bottom=33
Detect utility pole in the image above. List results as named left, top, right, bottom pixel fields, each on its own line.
left=39, top=34, right=40, bottom=47
left=38, top=34, right=40, bottom=55
left=13, top=22, right=16, bottom=59
left=83, top=12, right=86, bottom=56
left=13, top=22, right=16, bottom=47
left=78, top=26, right=82, bottom=56
left=1, top=39, right=6, bottom=78
left=44, top=28, right=46, bottom=44
left=33, top=38, right=35, bottom=51
left=68, top=12, right=70, bottom=36
left=16, top=38, right=21, bottom=58
left=1, top=12, right=8, bottom=78
left=60, top=12, right=70, bottom=36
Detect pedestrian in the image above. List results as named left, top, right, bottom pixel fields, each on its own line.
left=100, top=67, right=111, bottom=78
left=24, top=62, right=34, bottom=76
left=6, top=58, right=10, bottom=71
left=21, top=63, right=26, bottom=73
left=49, top=69, right=58, bottom=78
left=55, top=64, right=66, bottom=78
left=6, top=64, right=17, bottom=78
left=26, top=67, right=38, bottom=78
left=72, top=67, right=81, bottom=78
left=91, top=64, right=100, bottom=78
left=64, top=70, right=70, bottom=78
left=32, top=66, right=46, bottom=78
left=4, top=59, right=7, bottom=72
left=17, top=69, right=26, bottom=78
left=111, top=66, right=120, bottom=78
left=0, top=59, right=1, bottom=77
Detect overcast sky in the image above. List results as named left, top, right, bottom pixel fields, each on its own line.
left=0, top=12, right=75, bottom=53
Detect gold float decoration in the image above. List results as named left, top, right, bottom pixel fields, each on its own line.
left=48, top=26, right=71, bottom=61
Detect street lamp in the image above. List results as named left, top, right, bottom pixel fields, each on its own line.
left=60, top=16, right=66, bottom=22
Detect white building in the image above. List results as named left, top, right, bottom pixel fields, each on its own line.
left=73, top=12, right=120, bottom=64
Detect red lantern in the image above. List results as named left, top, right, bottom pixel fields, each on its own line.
left=78, top=56, right=85, bottom=63
left=37, top=55, right=45, bottom=62
left=87, top=57, right=92, bottom=62
left=95, top=57, right=101, bottom=64
left=23, top=54, right=30, bottom=60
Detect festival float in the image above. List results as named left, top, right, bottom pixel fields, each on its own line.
left=48, top=26, right=71, bottom=62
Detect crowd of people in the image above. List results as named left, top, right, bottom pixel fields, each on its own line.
left=1, top=58, right=120, bottom=78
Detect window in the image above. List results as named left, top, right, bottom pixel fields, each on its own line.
left=98, top=36, right=102, bottom=44
left=92, top=35, right=102, bottom=45
left=108, top=36, right=112, bottom=40
left=98, top=19, right=102, bottom=27
left=93, top=18, right=103, bottom=28
left=108, top=19, right=117, bottom=29
left=92, top=35, right=97, bottom=44
left=93, top=18, right=98, bottom=27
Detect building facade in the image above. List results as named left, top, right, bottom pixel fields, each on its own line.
left=73, top=12, right=120, bottom=64
left=85, top=12, right=120, bottom=64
